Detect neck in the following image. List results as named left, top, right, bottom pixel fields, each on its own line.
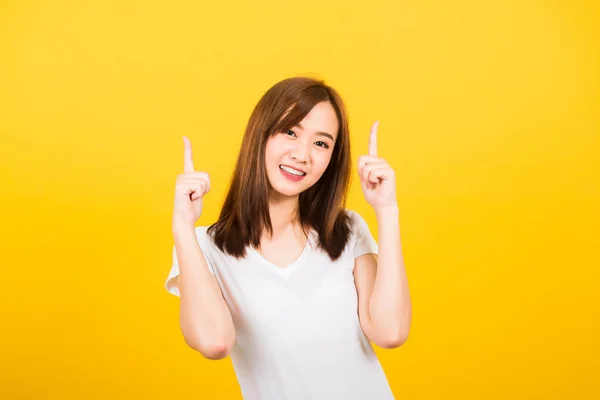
left=268, top=190, right=299, bottom=232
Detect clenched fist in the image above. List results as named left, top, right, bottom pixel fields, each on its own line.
left=172, top=136, right=211, bottom=233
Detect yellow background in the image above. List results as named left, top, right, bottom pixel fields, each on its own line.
left=1, top=0, right=598, bottom=398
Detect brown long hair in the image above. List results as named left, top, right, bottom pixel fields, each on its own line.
left=207, top=76, right=353, bottom=261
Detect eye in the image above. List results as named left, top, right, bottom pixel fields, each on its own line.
left=285, top=129, right=330, bottom=149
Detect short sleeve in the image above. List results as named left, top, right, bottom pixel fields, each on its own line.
left=164, top=226, right=216, bottom=297
left=348, top=210, right=379, bottom=258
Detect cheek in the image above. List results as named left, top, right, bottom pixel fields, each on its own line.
left=312, top=153, right=333, bottom=176
left=264, top=140, right=279, bottom=165
left=265, top=137, right=287, bottom=162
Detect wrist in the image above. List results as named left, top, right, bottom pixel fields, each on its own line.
left=172, top=222, right=196, bottom=238
left=374, top=204, right=399, bottom=218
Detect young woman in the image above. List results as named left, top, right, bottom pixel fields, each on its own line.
left=165, top=76, right=412, bottom=399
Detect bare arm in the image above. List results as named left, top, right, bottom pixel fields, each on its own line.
left=369, top=206, right=411, bottom=345
left=173, top=226, right=236, bottom=360
left=354, top=121, right=412, bottom=348
left=354, top=206, right=411, bottom=349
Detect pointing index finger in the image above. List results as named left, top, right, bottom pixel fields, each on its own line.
left=369, top=121, right=379, bottom=157
left=183, top=136, right=195, bottom=172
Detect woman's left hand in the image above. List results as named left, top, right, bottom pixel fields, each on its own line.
left=358, top=121, right=399, bottom=212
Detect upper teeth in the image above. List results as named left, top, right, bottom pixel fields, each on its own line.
left=280, top=165, right=306, bottom=176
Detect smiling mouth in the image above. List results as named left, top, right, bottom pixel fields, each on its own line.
left=279, top=165, right=306, bottom=176
left=279, top=165, right=307, bottom=182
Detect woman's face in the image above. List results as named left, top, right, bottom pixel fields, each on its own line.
left=265, top=101, right=339, bottom=200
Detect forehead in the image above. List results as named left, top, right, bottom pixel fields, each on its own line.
left=298, top=102, right=339, bottom=140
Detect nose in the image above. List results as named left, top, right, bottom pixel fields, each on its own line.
left=290, top=141, right=309, bottom=164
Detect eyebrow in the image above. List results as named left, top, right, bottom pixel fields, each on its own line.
left=296, top=123, right=335, bottom=142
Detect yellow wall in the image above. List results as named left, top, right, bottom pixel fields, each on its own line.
left=1, top=0, right=598, bottom=398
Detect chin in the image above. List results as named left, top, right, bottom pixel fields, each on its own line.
left=268, top=178, right=311, bottom=198
left=270, top=184, right=304, bottom=198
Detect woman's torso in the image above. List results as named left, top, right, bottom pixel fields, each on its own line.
left=197, top=213, right=395, bottom=399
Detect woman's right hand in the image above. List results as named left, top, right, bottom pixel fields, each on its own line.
left=172, top=136, right=211, bottom=233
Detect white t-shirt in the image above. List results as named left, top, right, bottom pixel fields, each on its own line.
left=165, top=209, right=395, bottom=400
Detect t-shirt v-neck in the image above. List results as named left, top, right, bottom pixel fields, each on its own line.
left=246, top=230, right=315, bottom=276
